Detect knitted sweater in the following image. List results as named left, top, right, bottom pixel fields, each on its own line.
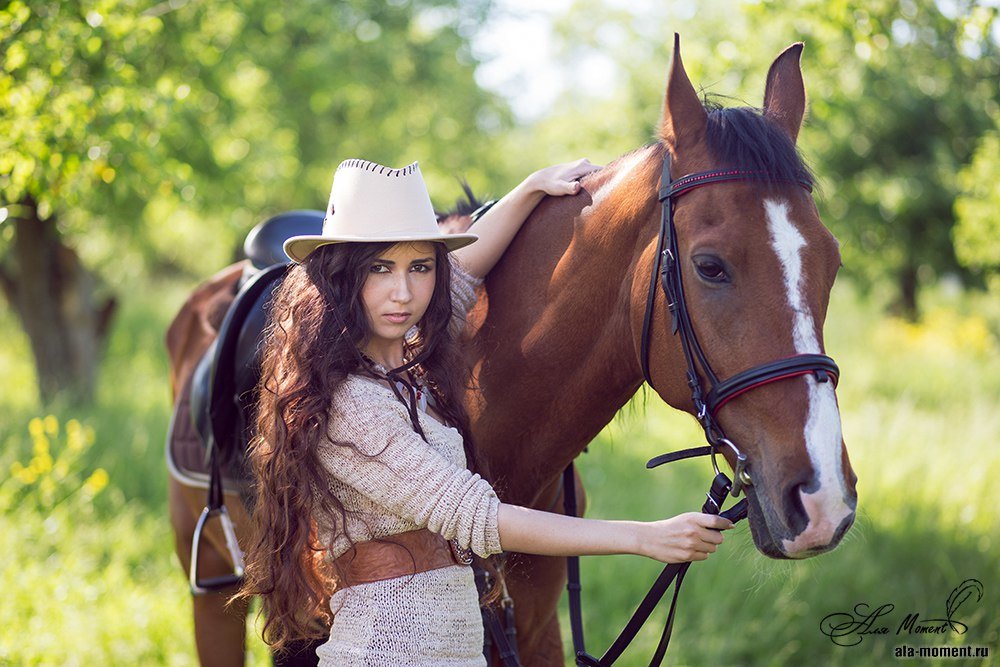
left=314, top=259, right=502, bottom=667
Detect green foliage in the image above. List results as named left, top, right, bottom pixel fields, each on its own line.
left=743, top=0, right=1000, bottom=316
left=0, top=0, right=171, bottom=275
left=954, top=122, right=1000, bottom=289
left=0, top=414, right=271, bottom=665
left=1, top=0, right=515, bottom=284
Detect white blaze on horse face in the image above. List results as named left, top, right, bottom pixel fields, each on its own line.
left=763, top=199, right=853, bottom=555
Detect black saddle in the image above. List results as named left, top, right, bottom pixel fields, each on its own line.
left=185, top=210, right=322, bottom=595
left=189, top=210, right=324, bottom=498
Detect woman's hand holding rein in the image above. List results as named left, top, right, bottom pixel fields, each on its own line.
left=496, top=504, right=734, bottom=565
left=452, top=158, right=601, bottom=279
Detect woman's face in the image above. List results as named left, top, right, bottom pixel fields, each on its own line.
left=360, top=241, right=439, bottom=355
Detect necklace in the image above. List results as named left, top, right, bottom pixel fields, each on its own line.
left=359, top=352, right=428, bottom=414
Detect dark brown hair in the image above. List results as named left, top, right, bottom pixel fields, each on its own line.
left=234, top=240, right=491, bottom=649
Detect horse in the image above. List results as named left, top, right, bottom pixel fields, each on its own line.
left=462, top=37, right=856, bottom=663
left=164, top=36, right=856, bottom=666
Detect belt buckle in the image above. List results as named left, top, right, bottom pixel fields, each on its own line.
left=449, top=539, right=473, bottom=565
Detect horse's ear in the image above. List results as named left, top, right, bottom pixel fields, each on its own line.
left=659, top=34, right=707, bottom=154
left=763, top=43, right=806, bottom=144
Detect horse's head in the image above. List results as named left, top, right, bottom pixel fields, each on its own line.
left=646, top=36, right=857, bottom=559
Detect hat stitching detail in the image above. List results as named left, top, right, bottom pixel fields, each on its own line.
left=335, top=159, right=417, bottom=178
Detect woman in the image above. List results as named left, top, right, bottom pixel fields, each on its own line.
left=239, top=158, right=733, bottom=665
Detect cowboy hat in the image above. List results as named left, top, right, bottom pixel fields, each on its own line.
left=283, top=159, right=478, bottom=263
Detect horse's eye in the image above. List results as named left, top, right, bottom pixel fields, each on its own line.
left=693, top=256, right=729, bottom=283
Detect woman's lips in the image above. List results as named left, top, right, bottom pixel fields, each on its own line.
left=383, top=313, right=410, bottom=324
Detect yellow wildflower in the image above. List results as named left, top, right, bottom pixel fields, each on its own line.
left=33, top=433, right=50, bottom=457
left=30, top=452, right=54, bottom=475
left=44, top=415, right=59, bottom=437
left=67, top=419, right=84, bottom=452
left=84, top=468, right=109, bottom=495
left=15, top=466, right=37, bottom=485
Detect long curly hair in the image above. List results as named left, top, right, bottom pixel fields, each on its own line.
left=234, top=240, right=491, bottom=650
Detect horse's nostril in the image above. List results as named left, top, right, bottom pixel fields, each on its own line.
left=784, top=482, right=811, bottom=535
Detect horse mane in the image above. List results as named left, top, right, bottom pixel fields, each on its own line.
left=702, top=98, right=813, bottom=189
left=436, top=180, right=484, bottom=221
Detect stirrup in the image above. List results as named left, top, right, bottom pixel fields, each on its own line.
left=189, top=505, right=245, bottom=595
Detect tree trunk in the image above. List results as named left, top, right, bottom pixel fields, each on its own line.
left=0, top=197, right=117, bottom=404
left=893, top=262, right=919, bottom=322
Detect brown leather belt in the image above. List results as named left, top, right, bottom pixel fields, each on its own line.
left=332, top=529, right=473, bottom=587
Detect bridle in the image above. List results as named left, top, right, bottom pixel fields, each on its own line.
left=565, top=149, right=842, bottom=667
left=639, top=150, right=840, bottom=498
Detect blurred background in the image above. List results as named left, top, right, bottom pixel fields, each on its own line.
left=1, top=0, right=997, bottom=664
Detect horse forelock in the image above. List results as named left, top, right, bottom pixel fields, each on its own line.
left=703, top=103, right=813, bottom=190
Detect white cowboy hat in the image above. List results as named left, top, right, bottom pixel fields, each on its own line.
left=283, top=159, right=479, bottom=263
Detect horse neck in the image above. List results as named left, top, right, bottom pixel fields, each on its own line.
left=467, top=145, right=671, bottom=505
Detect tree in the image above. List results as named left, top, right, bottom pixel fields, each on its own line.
left=0, top=1, right=162, bottom=403
left=1, top=0, right=512, bottom=403
left=953, top=121, right=1000, bottom=292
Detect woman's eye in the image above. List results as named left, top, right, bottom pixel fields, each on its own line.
left=694, top=258, right=728, bottom=283
left=410, top=264, right=431, bottom=273
left=369, top=264, right=389, bottom=274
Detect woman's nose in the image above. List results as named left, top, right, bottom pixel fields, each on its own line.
left=389, top=273, right=412, bottom=303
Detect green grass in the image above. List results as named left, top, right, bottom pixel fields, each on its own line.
left=1, top=277, right=997, bottom=666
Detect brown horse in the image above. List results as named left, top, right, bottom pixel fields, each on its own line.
left=165, top=37, right=856, bottom=666
left=463, top=38, right=856, bottom=663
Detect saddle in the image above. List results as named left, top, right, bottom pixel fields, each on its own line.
left=166, top=210, right=324, bottom=593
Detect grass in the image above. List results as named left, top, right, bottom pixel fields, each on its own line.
left=1, top=276, right=997, bottom=666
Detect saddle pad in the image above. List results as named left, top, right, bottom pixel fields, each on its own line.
left=166, top=373, right=247, bottom=492
left=165, top=261, right=248, bottom=492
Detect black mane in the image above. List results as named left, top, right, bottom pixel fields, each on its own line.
left=704, top=101, right=813, bottom=188
left=436, top=180, right=484, bottom=220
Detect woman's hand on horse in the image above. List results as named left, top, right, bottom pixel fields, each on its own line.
left=639, top=512, right=734, bottom=563
left=453, top=158, right=601, bottom=279
left=526, top=158, right=602, bottom=197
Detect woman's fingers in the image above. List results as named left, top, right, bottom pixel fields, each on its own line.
left=691, top=512, right=735, bottom=530
left=571, top=157, right=601, bottom=176
left=646, top=512, right=736, bottom=563
left=531, top=158, right=602, bottom=197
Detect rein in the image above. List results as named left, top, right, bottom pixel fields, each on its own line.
left=565, top=150, right=840, bottom=666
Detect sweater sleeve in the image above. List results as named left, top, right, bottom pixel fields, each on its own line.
left=320, top=381, right=502, bottom=558
left=448, top=255, right=482, bottom=337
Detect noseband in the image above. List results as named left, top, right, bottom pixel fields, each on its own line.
left=639, top=151, right=840, bottom=497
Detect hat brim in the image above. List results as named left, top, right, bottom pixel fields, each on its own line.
left=283, top=232, right=479, bottom=264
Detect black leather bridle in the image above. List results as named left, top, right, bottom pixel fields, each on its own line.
left=640, top=151, right=840, bottom=498
left=566, top=150, right=842, bottom=667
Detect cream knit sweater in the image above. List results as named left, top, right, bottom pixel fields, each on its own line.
left=314, top=259, right=502, bottom=666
